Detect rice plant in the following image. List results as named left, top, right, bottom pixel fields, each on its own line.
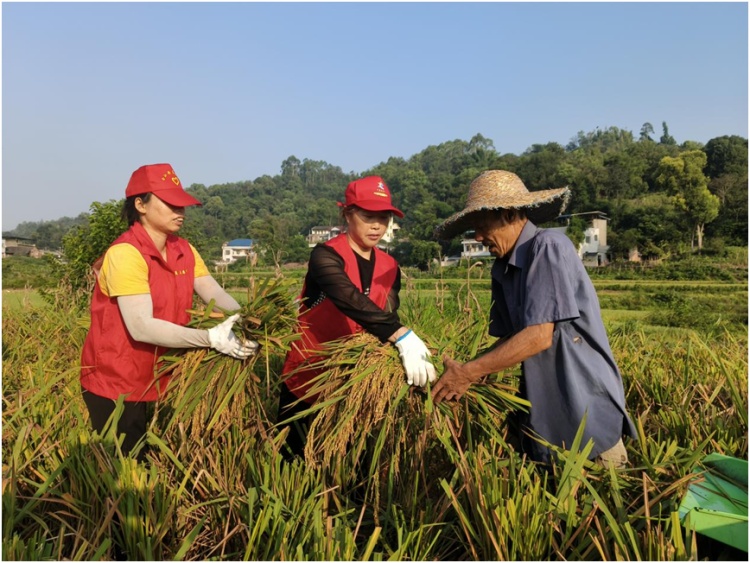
left=2, top=275, right=747, bottom=560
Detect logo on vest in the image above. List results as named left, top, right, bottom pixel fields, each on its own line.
left=174, top=269, right=188, bottom=276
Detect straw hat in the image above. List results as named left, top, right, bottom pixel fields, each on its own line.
left=434, top=170, right=571, bottom=239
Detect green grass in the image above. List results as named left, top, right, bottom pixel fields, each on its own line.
left=1, top=255, right=61, bottom=289
left=600, top=309, right=650, bottom=323
left=1, top=289, right=48, bottom=310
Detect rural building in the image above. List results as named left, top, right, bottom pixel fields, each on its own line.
left=380, top=220, right=400, bottom=247
left=307, top=226, right=343, bottom=247
left=221, top=238, right=255, bottom=265
left=2, top=235, right=42, bottom=258
left=560, top=211, right=610, bottom=267
left=307, top=221, right=400, bottom=248
left=459, top=240, right=491, bottom=260
left=554, top=211, right=610, bottom=266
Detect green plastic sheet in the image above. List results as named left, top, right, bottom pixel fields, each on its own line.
left=678, top=453, right=748, bottom=552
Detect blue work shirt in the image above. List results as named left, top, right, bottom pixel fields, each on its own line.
left=490, top=220, right=637, bottom=464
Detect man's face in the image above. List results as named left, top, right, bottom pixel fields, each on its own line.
left=472, top=211, right=525, bottom=258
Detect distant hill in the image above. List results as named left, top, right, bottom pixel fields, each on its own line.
left=4, top=129, right=746, bottom=262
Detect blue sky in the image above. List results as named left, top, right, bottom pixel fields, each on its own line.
left=2, top=1, right=748, bottom=230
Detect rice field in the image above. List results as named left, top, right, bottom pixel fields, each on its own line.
left=2, top=275, right=747, bottom=560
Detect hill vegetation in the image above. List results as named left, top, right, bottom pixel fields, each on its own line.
left=5, top=124, right=747, bottom=269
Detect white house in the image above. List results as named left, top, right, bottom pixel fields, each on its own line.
left=307, top=226, right=343, bottom=247
left=221, top=238, right=255, bottom=264
left=307, top=221, right=400, bottom=248
left=381, top=220, right=400, bottom=246
left=556, top=212, right=610, bottom=266
left=459, top=238, right=491, bottom=260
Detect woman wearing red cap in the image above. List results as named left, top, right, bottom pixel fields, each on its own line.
left=80, top=163, right=258, bottom=459
left=277, top=175, right=436, bottom=460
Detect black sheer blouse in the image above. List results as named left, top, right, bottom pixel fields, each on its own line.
left=301, top=244, right=403, bottom=342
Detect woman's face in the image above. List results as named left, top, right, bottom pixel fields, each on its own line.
left=345, top=207, right=392, bottom=255
left=136, top=194, right=186, bottom=236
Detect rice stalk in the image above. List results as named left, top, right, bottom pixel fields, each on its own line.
left=156, top=277, right=299, bottom=442
left=302, top=334, right=407, bottom=473
left=289, top=329, right=529, bottom=521
left=439, top=442, right=556, bottom=560
left=3, top=274, right=747, bottom=560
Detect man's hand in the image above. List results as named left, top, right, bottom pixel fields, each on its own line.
left=432, top=356, right=477, bottom=403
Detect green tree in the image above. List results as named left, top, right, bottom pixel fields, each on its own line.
left=630, top=137, right=679, bottom=192
left=204, top=195, right=225, bottom=216
left=392, top=239, right=440, bottom=270
left=410, top=240, right=442, bottom=271
left=249, top=213, right=302, bottom=269
left=34, top=221, right=69, bottom=250
left=656, top=151, right=719, bottom=250
left=659, top=122, right=676, bottom=146
left=286, top=234, right=313, bottom=263
left=563, top=217, right=587, bottom=247
left=515, top=143, right=568, bottom=191
left=704, top=135, right=748, bottom=178
left=179, top=210, right=214, bottom=258
left=609, top=228, right=640, bottom=261
left=602, top=151, right=648, bottom=200
left=680, top=140, right=704, bottom=151
left=702, top=136, right=748, bottom=243
left=610, top=194, right=683, bottom=256
left=61, top=200, right=127, bottom=291
left=639, top=122, right=655, bottom=142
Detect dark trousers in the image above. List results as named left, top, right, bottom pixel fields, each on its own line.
left=82, top=387, right=150, bottom=460
left=276, top=382, right=314, bottom=461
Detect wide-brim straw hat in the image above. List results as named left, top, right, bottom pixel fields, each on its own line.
left=434, top=170, right=571, bottom=240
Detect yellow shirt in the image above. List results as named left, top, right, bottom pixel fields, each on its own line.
left=99, top=243, right=209, bottom=297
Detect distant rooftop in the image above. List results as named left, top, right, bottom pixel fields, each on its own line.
left=227, top=238, right=253, bottom=247
left=557, top=211, right=609, bottom=220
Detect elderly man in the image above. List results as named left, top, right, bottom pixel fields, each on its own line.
left=433, top=170, right=636, bottom=467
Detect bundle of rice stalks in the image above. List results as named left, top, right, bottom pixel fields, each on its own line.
left=301, top=334, right=411, bottom=470
left=155, top=278, right=299, bottom=444
left=294, top=332, right=529, bottom=514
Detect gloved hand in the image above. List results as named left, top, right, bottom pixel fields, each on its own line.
left=207, top=314, right=259, bottom=359
left=395, top=329, right=437, bottom=387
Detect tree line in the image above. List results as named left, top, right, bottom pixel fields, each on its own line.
left=8, top=123, right=747, bottom=271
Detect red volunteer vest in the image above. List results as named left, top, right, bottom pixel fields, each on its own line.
left=80, top=222, right=196, bottom=402
left=282, top=234, right=399, bottom=401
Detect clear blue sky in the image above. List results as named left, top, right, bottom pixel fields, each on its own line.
left=2, top=1, right=747, bottom=230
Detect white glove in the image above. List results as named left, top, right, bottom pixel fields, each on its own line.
left=395, top=329, right=436, bottom=387
left=207, top=314, right=259, bottom=359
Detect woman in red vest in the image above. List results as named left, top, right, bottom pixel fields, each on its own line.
left=80, top=163, right=258, bottom=459
left=278, top=175, right=435, bottom=460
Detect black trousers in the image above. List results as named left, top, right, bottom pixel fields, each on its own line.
left=81, top=387, right=151, bottom=460
left=276, top=382, right=314, bottom=461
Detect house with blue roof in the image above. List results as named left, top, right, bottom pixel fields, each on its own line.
left=221, top=238, right=255, bottom=264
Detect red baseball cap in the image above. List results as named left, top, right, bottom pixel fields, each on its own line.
left=338, top=176, right=403, bottom=217
left=124, top=163, right=202, bottom=207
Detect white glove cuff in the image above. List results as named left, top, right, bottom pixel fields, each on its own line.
left=395, top=329, right=413, bottom=345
